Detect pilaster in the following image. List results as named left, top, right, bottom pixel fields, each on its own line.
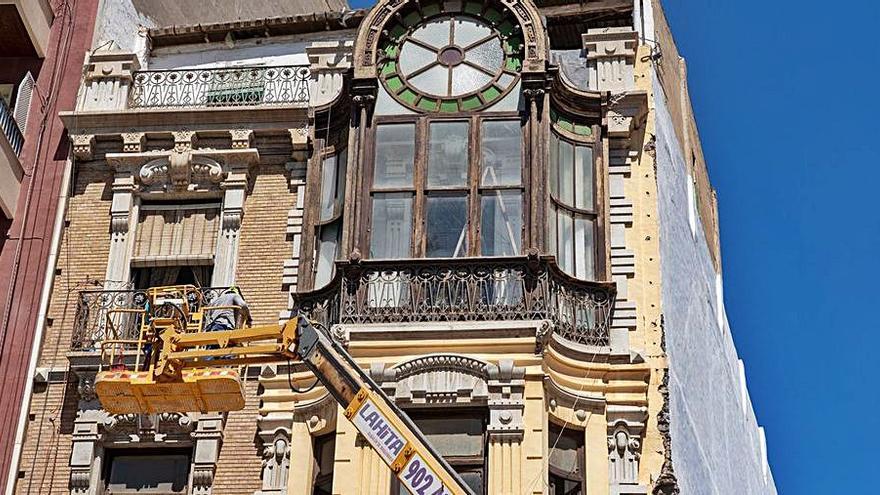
left=79, top=43, right=140, bottom=112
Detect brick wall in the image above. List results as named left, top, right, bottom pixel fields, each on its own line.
left=213, top=377, right=263, bottom=494
left=236, top=164, right=296, bottom=326
left=14, top=162, right=113, bottom=493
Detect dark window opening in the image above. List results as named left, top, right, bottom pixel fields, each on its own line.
left=548, top=422, right=584, bottom=495
left=312, top=432, right=336, bottom=495
left=393, top=409, right=487, bottom=495
left=103, top=448, right=191, bottom=494
left=130, top=265, right=213, bottom=289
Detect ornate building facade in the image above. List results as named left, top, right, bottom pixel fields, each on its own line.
left=10, top=1, right=776, bottom=494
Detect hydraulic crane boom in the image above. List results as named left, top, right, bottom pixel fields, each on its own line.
left=93, top=285, right=473, bottom=495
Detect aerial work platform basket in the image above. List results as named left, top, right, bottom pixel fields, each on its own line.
left=93, top=285, right=297, bottom=414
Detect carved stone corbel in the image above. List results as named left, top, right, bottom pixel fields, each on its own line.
left=122, top=132, right=146, bottom=153
left=191, top=414, right=224, bottom=495
left=71, top=134, right=96, bottom=160
left=230, top=129, right=254, bottom=149
left=607, top=405, right=649, bottom=495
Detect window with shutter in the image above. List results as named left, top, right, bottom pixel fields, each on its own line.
left=547, top=422, right=585, bottom=495
left=132, top=203, right=221, bottom=265
left=13, top=72, right=34, bottom=135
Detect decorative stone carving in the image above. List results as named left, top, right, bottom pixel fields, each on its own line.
left=536, top=320, right=553, bottom=354
left=607, top=404, right=649, bottom=495
left=122, top=132, right=145, bottom=152
left=582, top=28, right=639, bottom=93
left=71, top=134, right=95, bottom=160
left=191, top=414, right=224, bottom=495
left=230, top=128, right=254, bottom=149
left=77, top=373, right=97, bottom=402
left=79, top=43, right=140, bottom=112
left=306, top=41, right=354, bottom=107
left=486, top=360, right=526, bottom=438
left=258, top=431, right=291, bottom=494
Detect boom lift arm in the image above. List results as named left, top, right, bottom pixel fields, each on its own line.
left=93, top=286, right=473, bottom=495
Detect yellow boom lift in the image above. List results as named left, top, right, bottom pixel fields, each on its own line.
left=93, top=285, right=473, bottom=495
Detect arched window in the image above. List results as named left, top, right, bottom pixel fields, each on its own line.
left=548, top=130, right=597, bottom=280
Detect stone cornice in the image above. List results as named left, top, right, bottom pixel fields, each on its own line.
left=60, top=106, right=309, bottom=137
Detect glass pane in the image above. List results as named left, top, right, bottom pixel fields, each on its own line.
left=411, top=16, right=452, bottom=49
left=481, top=191, right=522, bottom=256
left=574, top=216, right=595, bottom=280
left=575, top=145, right=594, bottom=210
left=108, top=455, right=190, bottom=494
left=409, top=64, right=450, bottom=96
left=314, top=221, right=340, bottom=288
left=465, top=38, right=503, bottom=73
left=370, top=193, right=413, bottom=258
left=453, top=17, right=492, bottom=47
left=399, top=42, right=437, bottom=76
left=458, top=470, right=484, bottom=495
left=374, top=124, right=415, bottom=188
left=548, top=423, right=583, bottom=476
left=549, top=133, right=559, bottom=198
left=557, top=209, right=574, bottom=275
left=426, top=195, right=468, bottom=258
left=451, top=64, right=493, bottom=96
left=415, top=417, right=484, bottom=457
left=558, top=138, right=574, bottom=206
left=428, top=121, right=469, bottom=187
left=481, top=120, right=521, bottom=186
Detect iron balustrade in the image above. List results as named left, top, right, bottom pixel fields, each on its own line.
left=294, top=256, right=616, bottom=348
left=0, top=99, right=23, bottom=155
left=71, top=286, right=231, bottom=351
left=128, top=65, right=311, bottom=109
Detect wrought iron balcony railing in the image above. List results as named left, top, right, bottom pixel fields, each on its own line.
left=70, top=286, right=231, bottom=351
left=0, top=99, right=23, bottom=155
left=128, top=65, right=311, bottom=109
left=294, top=256, right=616, bottom=348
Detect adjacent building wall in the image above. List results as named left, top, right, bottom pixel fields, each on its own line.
left=654, top=64, right=776, bottom=495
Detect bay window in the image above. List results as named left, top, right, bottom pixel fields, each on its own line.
left=548, top=131, right=598, bottom=280
left=313, top=148, right=347, bottom=288
left=367, top=117, right=524, bottom=260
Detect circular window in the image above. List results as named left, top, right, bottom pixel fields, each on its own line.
left=378, top=3, right=524, bottom=113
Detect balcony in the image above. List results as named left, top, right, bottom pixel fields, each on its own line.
left=0, top=100, right=24, bottom=219
left=294, top=256, right=616, bottom=348
left=128, top=65, right=311, bottom=109
left=70, top=286, right=231, bottom=352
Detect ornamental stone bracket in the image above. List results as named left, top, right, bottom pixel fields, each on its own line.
left=71, top=134, right=96, bottom=160
left=583, top=28, right=639, bottom=93
left=607, top=405, right=649, bottom=495
left=307, top=40, right=354, bottom=107
left=78, top=42, right=140, bottom=112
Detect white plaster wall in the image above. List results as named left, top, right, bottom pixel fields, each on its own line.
left=654, top=76, right=776, bottom=495
left=92, top=0, right=154, bottom=61
left=146, top=30, right=357, bottom=70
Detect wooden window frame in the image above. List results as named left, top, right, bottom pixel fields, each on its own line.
left=390, top=408, right=488, bottom=495
left=547, top=124, right=607, bottom=280
left=547, top=421, right=586, bottom=495
left=362, top=111, right=527, bottom=259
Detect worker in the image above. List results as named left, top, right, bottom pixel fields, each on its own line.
left=205, top=286, right=253, bottom=331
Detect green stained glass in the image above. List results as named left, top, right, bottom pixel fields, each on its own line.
left=557, top=117, right=574, bottom=133
left=505, top=57, right=522, bottom=72
left=461, top=95, right=482, bottom=110
left=422, top=3, right=441, bottom=17
left=390, top=24, right=406, bottom=41
left=574, top=124, right=592, bottom=136
left=440, top=100, right=459, bottom=113
left=498, top=21, right=514, bottom=36
left=386, top=76, right=404, bottom=93
left=485, top=8, right=502, bottom=24
left=464, top=2, right=482, bottom=15
left=418, top=97, right=439, bottom=111
left=381, top=61, right=397, bottom=76
left=481, top=86, right=501, bottom=102
left=400, top=89, right=418, bottom=104
left=384, top=44, right=399, bottom=58
left=403, top=11, right=421, bottom=27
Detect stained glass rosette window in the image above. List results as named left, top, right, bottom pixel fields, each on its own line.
left=378, top=2, right=524, bottom=113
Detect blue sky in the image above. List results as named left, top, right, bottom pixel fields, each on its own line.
left=661, top=0, right=879, bottom=492
left=350, top=1, right=880, bottom=491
